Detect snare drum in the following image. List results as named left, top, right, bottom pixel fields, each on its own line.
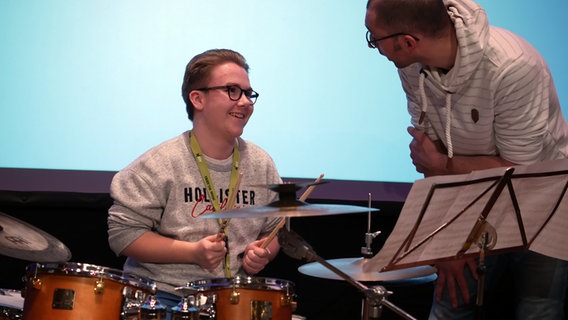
left=187, top=276, right=296, bottom=320
left=22, top=262, right=155, bottom=320
left=0, top=289, right=23, bottom=320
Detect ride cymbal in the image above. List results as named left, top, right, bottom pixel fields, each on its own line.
left=0, top=211, right=71, bottom=262
left=298, top=257, right=437, bottom=283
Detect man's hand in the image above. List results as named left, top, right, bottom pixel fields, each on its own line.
left=407, top=126, right=448, bottom=176
left=435, top=258, right=478, bottom=308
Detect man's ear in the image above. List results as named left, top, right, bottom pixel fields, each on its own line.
left=189, top=90, right=205, bottom=111
left=403, top=35, right=419, bottom=50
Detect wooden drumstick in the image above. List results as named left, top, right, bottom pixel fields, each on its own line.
left=261, top=173, right=325, bottom=249
left=226, top=172, right=243, bottom=210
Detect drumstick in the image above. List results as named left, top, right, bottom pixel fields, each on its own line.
left=226, top=172, right=243, bottom=210
left=298, top=173, right=325, bottom=202
left=261, top=173, right=325, bottom=249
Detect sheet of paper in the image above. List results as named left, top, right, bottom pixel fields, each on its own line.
left=363, top=159, right=568, bottom=273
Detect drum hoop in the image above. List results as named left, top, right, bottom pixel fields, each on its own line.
left=26, top=262, right=155, bottom=290
left=188, top=276, right=294, bottom=292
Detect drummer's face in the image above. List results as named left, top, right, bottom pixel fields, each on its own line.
left=193, top=62, right=255, bottom=141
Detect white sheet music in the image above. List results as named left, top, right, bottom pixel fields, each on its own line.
left=364, top=159, right=568, bottom=273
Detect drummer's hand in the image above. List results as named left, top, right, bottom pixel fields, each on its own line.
left=195, top=234, right=227, bottom=272
left=242, top=239, right=271, bottom=275
left=435, top=258, right=478, bottom=308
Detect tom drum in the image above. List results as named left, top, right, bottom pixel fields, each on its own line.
left=22, top=262, right=155, bottom=320
left=186, top=276, right=296, bottom=320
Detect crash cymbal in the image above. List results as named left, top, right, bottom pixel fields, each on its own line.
left=298, top=257, right=437, bottom=283
left=0, top=211, right=71, bottom=262
left=202, top=203, right=378, bottom=219
left=202, top=182, right=378, bottom=218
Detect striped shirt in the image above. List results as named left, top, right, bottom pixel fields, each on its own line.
left=400, top=0, right=568, bottom=165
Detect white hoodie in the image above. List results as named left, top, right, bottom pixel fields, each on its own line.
left=400, top=0, right=568, bottom=163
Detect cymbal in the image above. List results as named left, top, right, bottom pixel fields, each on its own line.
left=201, top=203, right=378, bottom=219
left=201, top=181, right=377, bottom=219
left=298, top=257, right=437, bottom=283
left=0, top=211, right=71, bottom=262
left=201, top=182, right=378, bottom=218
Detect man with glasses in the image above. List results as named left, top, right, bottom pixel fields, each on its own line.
left=108, top=48, right=282, bottom=319
left=365, top=0, right=568, bottom=319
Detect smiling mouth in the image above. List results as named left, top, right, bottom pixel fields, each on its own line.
left=229, top=112, right=245, bottom=119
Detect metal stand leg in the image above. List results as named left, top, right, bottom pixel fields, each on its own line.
left=362, top=294, right=383, bottom=320
left=361, top=286, right=417, bottom=320
left=475, top=232, right=489, bottom=320
left=474, top=224, right=496, bottom=320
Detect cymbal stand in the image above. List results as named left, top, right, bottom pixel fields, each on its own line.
left=278, top=228, right=417, bottom=320
left=361, top=193, right=381, bottom=258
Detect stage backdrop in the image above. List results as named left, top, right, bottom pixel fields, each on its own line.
left=1, top=1, right=567, bottom=194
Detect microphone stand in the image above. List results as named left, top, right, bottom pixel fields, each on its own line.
left=278, top=228, right=417, bottom=320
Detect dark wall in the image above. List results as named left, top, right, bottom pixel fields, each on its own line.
left=0, top=191, right=125, bottom=287
left=0, top=190, right=434, bottom=319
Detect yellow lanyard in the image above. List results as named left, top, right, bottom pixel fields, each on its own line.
left=189, top=131, right=240, bottom=277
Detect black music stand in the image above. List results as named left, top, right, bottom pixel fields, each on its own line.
left=363, top=159, right=568, bottom=318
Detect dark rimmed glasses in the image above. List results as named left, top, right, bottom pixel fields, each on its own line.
left=196, top=85, right=259, bottom=104
left=366, top=30, right=420, bottom=49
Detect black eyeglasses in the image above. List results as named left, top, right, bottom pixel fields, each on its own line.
left=366, top=30, right=420, bottom=49
left=196, top=85, right=259, bottom=104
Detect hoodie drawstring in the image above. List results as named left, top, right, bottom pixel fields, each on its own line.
left=444, top=94, right=453, bottom=158
left=418, top=72, right=429, bottom=126
left=418, top=71, right=454, bottom=159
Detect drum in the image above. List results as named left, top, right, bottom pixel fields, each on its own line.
left=22, top=262, right=155, bottom=320
left=187, top=276, right=296, bottom=320
left=0, top=289, right=23, bottom=320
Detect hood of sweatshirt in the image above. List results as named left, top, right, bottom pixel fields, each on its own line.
left=418, top=0, right=489, bottom=157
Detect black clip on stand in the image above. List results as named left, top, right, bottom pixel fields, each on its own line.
left=278, top=228, right=417, bottom=320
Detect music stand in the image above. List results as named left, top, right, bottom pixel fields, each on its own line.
left=363, top=159, right=568, bottom=316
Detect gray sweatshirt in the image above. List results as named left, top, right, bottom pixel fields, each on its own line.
left=108, top=131, right=282, bottom=295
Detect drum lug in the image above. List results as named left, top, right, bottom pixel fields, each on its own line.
left=281, top=287, right=297, bottom=311
left=229, top=289, right=240, bottom=304
left=290, top=300, right=298, bottom=312
left=94, top=278, right=105, bottom=294
left=31, top=277, right=42, bottom=290
left=281, top=293, right=298, bottom=311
